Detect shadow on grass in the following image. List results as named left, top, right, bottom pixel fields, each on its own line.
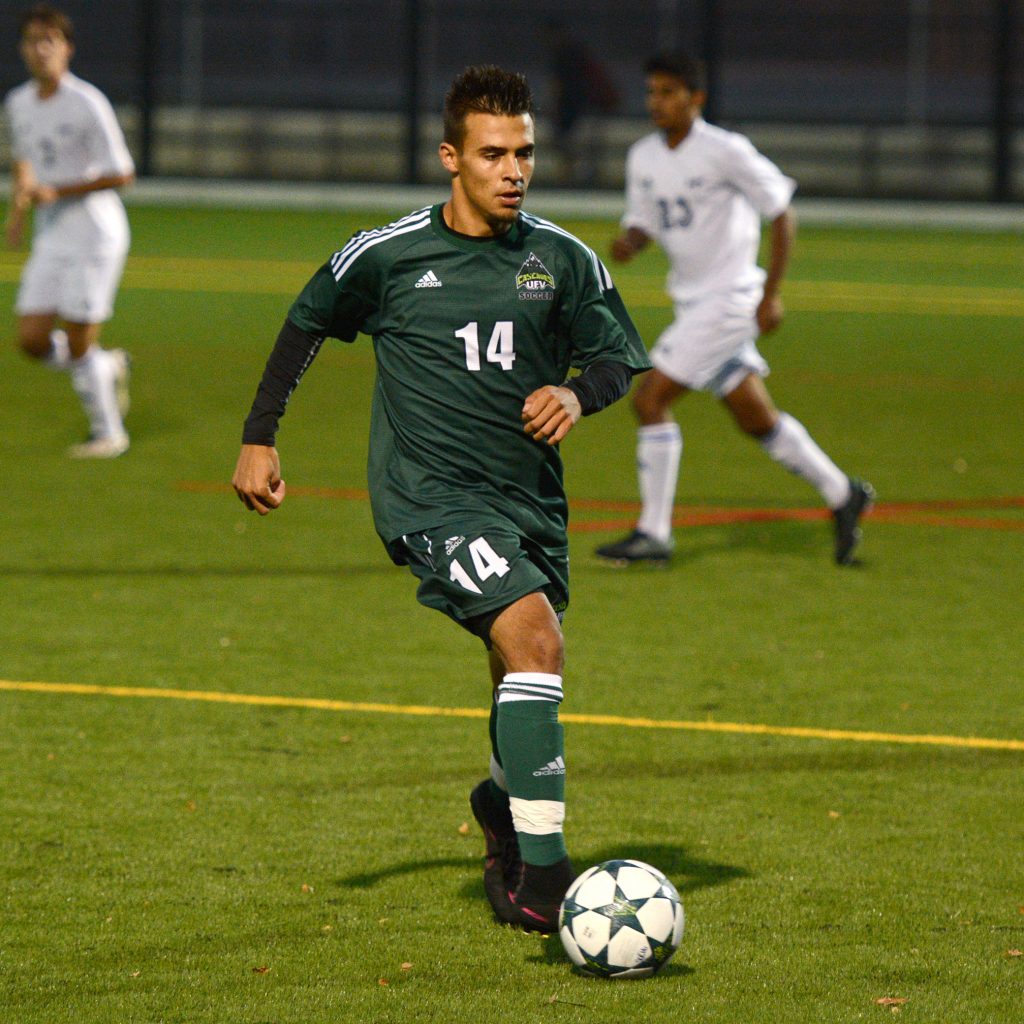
left=335, top=855, right=479, bottom=891
left=580, top=519, right=829, bottom=569
left=336, top=841, right=748, bottom=903
left=531, top=933, right=698, bottom=977
left=574, top=842, right=750, bottom=896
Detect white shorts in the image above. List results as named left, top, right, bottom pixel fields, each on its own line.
left=651, top=288, right=769, bottom=397
left=15, top=243, right=128, bottom=323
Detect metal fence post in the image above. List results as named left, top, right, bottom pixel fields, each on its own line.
left=405, top=0, right=421, bottom=185
left=138, top=0, right=159, bottom=177
left=992, top=0, right=1015, bottom=202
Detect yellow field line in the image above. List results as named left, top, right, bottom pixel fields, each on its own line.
left=2, top=252, right=1023, bottom=315
left=2, top=679, right=1022, bottom=752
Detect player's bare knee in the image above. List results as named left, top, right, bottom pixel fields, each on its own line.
left=632, top=387, right=666, bottom=425
left=536, top=623, right=565, bottom=674
left=495, top=619, right=564, bottom=675
left=15, top=327, right=50, bottom=359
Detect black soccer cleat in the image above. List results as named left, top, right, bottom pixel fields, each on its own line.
left=833, top=478, right=875, bottom=565
left=508, top=857, right=576, bottom=933
left=469, top=780, right=522, bottom=923
left=594, top=530, right=673, bottom=566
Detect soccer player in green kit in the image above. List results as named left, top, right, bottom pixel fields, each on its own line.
left=232, top=66, right=651, bottom=932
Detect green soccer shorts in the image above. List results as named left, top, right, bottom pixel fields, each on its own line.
left=388, top=518, right=569, bottom=641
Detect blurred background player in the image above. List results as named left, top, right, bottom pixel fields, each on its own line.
left=4, top=4, right=134, bottom=458
left=596, top=53, right=873, bottom=567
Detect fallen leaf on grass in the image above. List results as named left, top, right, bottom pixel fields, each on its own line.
left=1007, top=949, right=1022, bottom=958
left=457, top=821, right=470, bottom=836
left=252, top=966, right=270, bottom=974
left=130, top=971, right=140, bottom=978
left=400, top=962, right=412, bottom=971
left=828, top=810, right=841, bottom=819
left=378, top=978, right=389, bottom=986
left=875, top=997, right=908, bottom=1006
left=301, top=883, right=314, bottom=893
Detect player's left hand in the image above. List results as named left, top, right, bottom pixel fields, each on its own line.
left=757, top=294, right=785, bottom=334
left=521, top=386, right=582, bottom=446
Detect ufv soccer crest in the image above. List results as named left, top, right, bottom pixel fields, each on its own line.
left=516, top=252, right=555, bottom=300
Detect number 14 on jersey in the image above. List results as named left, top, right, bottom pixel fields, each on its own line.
left=456, top=321, right=516, bottom=372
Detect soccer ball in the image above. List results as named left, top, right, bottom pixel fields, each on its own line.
left=559, top=859, right=684, bottom=979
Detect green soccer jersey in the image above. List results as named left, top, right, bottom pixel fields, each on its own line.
left=288, top=204, right=651, bottom=553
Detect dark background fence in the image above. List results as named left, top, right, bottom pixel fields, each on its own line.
left=1, top=0, right=1021, bottom=201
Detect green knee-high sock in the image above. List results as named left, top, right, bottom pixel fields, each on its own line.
left=486, top=698, right=510, bottom=807
left=496, top=697, right=567, bottom=866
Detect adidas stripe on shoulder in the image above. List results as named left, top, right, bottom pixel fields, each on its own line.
left=521, top=212, right=614, bottom=292
left=330, top=207, right=432, bottom=282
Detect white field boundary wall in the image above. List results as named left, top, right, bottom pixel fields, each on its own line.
left=127, top=178, right=1024, bottom=232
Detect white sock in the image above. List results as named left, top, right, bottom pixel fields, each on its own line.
left=69, top=347, right=126, bottom=440
left=489, top=754, right=508, bottom=793
left=45, top=329, right=71, bottom=371
left=636, top=422, right=682, bottom=542
left=760, top=412, right=850, bottom=509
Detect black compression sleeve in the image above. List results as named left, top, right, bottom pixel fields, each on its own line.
left=241, top=319, right=325, bottom=445
left=562, top=361, right=634, bottom=416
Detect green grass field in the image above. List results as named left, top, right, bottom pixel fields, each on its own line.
left=1, top=202, right=1022, bottom=1023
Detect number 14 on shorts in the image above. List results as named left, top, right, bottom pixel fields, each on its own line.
left=449, top=536, right=511, bottom=593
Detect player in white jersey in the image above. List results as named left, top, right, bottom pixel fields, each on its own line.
left=596, top=54, right=873, bottom=566
left=4, top=5, right=134, bottom=458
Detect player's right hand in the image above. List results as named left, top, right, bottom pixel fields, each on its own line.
left=610, top=234, right=637, bottom=262
left=232, top=443, right=286, bottom=515
left=610, top=227, right=649, bottom=263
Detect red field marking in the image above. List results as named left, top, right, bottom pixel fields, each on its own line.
left=178, top=481, right=1024, bottom=532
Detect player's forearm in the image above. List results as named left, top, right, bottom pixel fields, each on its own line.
left=562, top=360, right=634, bottom=415
left=10, top=160, right=33, bottom=203
left=763, top=207, right=795, bottom=297
left=39, top=171, right=135, bottom=201
left=242, top=318, right=325, bottom=445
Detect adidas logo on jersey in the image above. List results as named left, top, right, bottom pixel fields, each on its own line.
left=415, top=270, right=443, bottom=288
left=532, top=756, right=566, bottom=777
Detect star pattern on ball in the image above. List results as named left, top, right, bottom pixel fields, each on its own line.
left=594, top=891, right=647, bottom=940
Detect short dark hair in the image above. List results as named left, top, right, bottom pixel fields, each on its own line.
left=644, top=53, right=706, bottom=93
left=443, top=65, right=535, bottom=149
left=19, top=3, right=74, bottom=43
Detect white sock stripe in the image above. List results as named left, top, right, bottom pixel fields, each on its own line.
left=638, top=422, right=682, bottom=443
left=503, top=673, right=562, bottom=686
left=498, top=673, right=563, bottom=704
left=497, top=691, right=560, bottom=704
left=508, top=797, right=565, bottom=836
left=497, top=685, right=563, bottom=704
